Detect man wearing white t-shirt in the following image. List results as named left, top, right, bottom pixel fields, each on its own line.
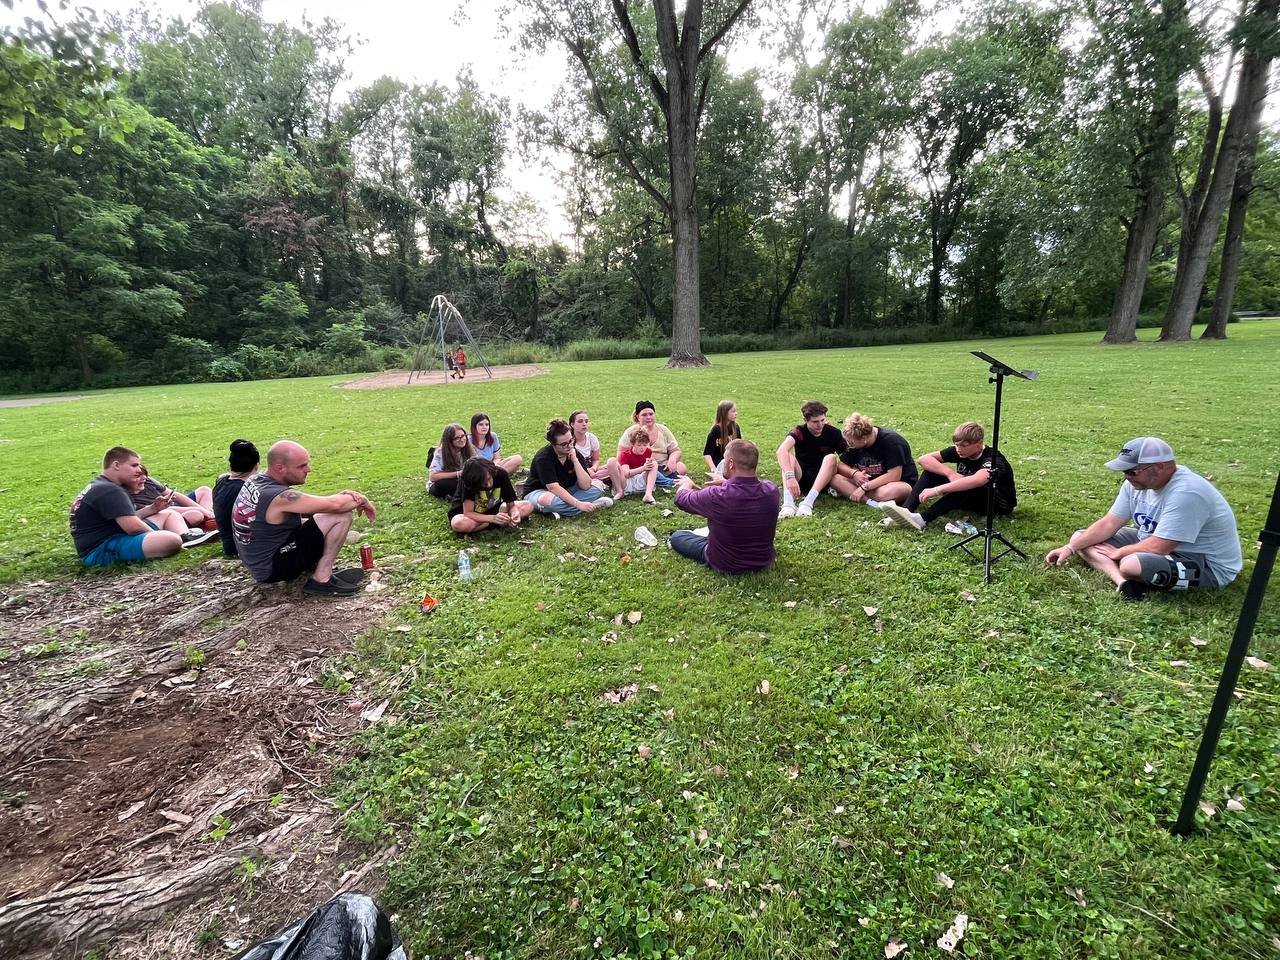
left=1045, top=437, right=1242, bottom=600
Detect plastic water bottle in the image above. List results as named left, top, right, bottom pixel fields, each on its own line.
left=457, top=549, right=473, bottom=581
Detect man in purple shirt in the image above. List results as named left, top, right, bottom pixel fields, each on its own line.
left=671, top=439, right=780, bottom=573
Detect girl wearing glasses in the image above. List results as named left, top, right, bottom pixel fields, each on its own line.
left=524, top=418, right=615, bottom=518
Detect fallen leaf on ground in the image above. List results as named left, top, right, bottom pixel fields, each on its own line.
left=787, top=764, right=800, bottom=780
left=662, top=509, right=673, bottom=517
left=834, top=804, right=845, bottom=814
left=637, top=744, right=652, bottom=759
left=863, top=606, right=879, bottom=617
left=1143, top=762, right=1154, bottom=774
left=163, top=671, right=199, bottom=687
left=1246, top=656, right=1273, bottom=671
left=662, top=708, right=675, bottom=720
left=117, top=801, right=145, bottom=823
left=874, top=618, right=884, bottom=633
left=884, top=938, right=907, bottom=958
left=626, top=610, right=643, bottom=624
left=936, top=913, right=969, bottom=954
left=832, top=836, right=853, bottom=849
left=603, top=683, right=639, bottom=704
left=1199, top=801, right=1217, bottom=818
left=569, top=897, right=580, bottom=912
left=783, top=600, right=798, bottom=609
left=1227, top=797, right=1246, bottom=812
left=159, top=809, right=193, bottom=825
left=936, top=872, right=955, bottom=889
left=1065, top=886, right=1086, bottom=907
left=646, top=683, right=661, bottom=693
left=361, top=700, right=389, bottom=724
left=959, top=591, right=977, bottom=603
left=295, top=676, right=315, bottom=686
left=619, top=553, right=631, bottom=565
left=858, top=917, right=870, bottom=926
left=614, top=612, right=625, bottom=625
left=393, top=624, right=412, bottom=632
left=1189, top=636, right=1208, bottom=647
left=1168, top=660, right=1190, bottom=668
left=129, top=688, right=148, bottom=704
left=757, top=679, right=771, bottom=696
left=704, top=877, right=722, bottom=889
left=600, top=630, right=618, bottom=645
left=365, top=579, right=386, bottom=593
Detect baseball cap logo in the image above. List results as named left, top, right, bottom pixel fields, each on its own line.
left=1119, top=447, right=1133, bottom=455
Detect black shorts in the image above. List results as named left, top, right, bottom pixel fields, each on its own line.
left=265, top=520, right=325, bottom=583
left=796, top=462, right=824, bottom=494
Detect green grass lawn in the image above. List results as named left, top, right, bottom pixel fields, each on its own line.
left=3, top=325, right=1279, bottom=957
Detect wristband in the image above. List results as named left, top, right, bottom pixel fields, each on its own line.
left=783, top=471, right=795, bottom=480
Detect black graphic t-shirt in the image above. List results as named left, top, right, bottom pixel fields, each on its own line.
left=840, top=427, right=918, bottom=486
left=940, top=445, right=1016, bottom=511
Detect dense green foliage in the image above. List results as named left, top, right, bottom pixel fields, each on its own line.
left=2, top=0, right=1279, bottom=391
left=2, top=327, right=1278, bottom=956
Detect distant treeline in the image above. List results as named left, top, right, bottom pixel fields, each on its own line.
left=2, top=1, right=1277, bottom=392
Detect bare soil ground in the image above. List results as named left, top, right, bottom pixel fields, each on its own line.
left=0, top=559, right=402, bottom=959
left=0, top=395, right=88, bottom=409
left=341, top=363, right=548, bottom=389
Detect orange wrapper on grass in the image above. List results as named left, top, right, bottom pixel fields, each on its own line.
left=420, top=592, right=439, bottom=614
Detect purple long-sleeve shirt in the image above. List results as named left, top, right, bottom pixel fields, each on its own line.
left=675, top=476, right=780, bottom=573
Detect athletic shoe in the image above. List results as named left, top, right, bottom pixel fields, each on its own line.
left=796, top=502, right=813, bottom=517
left=864, top=499, right=881, bottom=509
left=332, top=567, right=367, bottom=585
left=779, top=504, right=796, bottom=519
left=180, top=528, right=219, bottom=548
left=595, top=496, right=615, bottom=509
left=549, top=512, right=562, bottom=521
left=881, top=503, right=926, bottom=530
left=304, top=575, right=360, bottom=597
left=1118, top=581, right=1152, bottom=602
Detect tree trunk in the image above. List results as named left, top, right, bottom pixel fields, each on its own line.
left=76, top=334, right=93, bottom=387
left=1203, top=127, right=1261, bottom=338
left=659, top=4, right=708, bottom=367
left=1103, top=176, right=1169, bottom=344
left=1161, top=0, right=1277, bottom=340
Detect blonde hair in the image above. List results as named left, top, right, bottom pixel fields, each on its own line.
left=629, top=428, right=650, bottom=445
left=842, top=413, right=874, bottom=442
left=952, top=422, right=984, bottom=445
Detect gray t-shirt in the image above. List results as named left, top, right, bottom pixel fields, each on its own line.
left=232, top=474, right=300, bottom=581
left=1108, top=465, right=1242, bottom=585
left=69, top=476, right=137, bottom=557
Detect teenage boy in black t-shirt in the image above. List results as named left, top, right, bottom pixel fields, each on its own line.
left=776, top=400, right=846, bottom=518
left=831, top=412, right=917, bottom=507
left=448, top=458, right=534, bottom=534
left=882, top=421, right=1016, bottom=531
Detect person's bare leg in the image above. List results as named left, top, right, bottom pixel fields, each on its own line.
left=1118, top=555, right=1147, bottom=584
left=666, top=457, right=688, bottom=476
left=873, top=481, right=912, bottom=505
left=179, top=507, right=206, bottom=526
left=830, top=475, right=859, bottom=499
left=142, top=530, right=183, bottom=558
left=310, top=513, right=353, bottom=583
left=1078, top=545, right=1126, bottom=587
left=192, top=486, right=213, bottom=511
left=511, top=501, right=535, bottom=522
left=153, top=509, right=188, bottom=533
left=605, top=457, right=626, bottom=498
left=500, top=454, right=523, bottom=473
left=810, top=454, right=838, bottom=496
left=451, top=515, right=483, bottom=534
left=643, top=464, right=657, bottom=503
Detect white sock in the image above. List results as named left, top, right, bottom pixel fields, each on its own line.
left=803, top=489, right=819, bottom=509
left=782, top=489, right=796, bottom=508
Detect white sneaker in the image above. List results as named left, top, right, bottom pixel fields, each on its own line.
left=882, top=503, right=925, bottom=530
left=779, top=504, right=796, bottom=519
left=796, top=502, right=813, bottom=517
left=595, top=496, right=615, bottom=509
left=864, top=499, right=881, bottom=509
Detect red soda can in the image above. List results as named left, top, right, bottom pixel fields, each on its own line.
left=360, top=544, right=374, bottom=570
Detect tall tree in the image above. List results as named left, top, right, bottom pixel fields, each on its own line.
left=518, top=0, right=757, bottom=366
left=1202, top=126, right=1266, bottom=337
left=905, top=2, right=1064, bottom=326
left=1160, top=0, right=1279, bottom=339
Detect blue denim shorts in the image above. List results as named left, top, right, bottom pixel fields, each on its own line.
left=82, top=520, right=158, bottom=567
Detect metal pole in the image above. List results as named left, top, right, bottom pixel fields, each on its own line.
left=1171, top=473, right=1280, bottom=835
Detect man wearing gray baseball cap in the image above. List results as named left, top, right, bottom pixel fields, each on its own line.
left=1044, top=437, right=1242, bottom=600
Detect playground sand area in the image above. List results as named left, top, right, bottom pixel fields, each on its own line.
left=341, top=363, right=548, bottom=389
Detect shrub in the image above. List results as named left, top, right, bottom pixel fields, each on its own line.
left=207, top=357, right=248, bottom=382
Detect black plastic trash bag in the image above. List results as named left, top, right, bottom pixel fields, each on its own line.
left=235, top=892, right=406, bottom=960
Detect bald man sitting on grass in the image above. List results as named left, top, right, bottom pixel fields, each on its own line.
left=231, top=440, right=376, bottom=597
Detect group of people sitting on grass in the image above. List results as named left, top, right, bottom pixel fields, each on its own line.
left=68, top=397, right=1244, bottom=603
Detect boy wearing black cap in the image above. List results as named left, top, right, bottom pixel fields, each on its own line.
left=1044, top=437, right=1242, bottom=600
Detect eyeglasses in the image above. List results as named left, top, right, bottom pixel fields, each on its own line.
left=1122, top=464, right=1154, bottom=477
left=553, top=440, right=574, bottom=449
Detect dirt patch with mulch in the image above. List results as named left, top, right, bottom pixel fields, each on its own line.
left=341, top=363, right=548, bottom=389
left=0, top=560, right=406, bottom=959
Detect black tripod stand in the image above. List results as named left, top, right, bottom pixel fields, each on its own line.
left=950, top=351, right=1037, bottom=583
